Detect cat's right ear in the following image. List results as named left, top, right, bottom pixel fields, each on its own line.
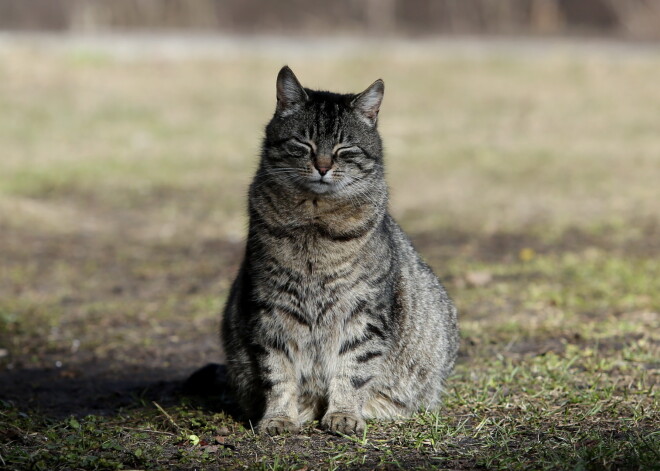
left=352, top=79, right=384, bottom=126
left=276, top=66, right=308, bottom=116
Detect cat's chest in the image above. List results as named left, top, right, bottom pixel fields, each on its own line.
left=269, top=269, right=367, bottom=321
left=280, top=198, right=376, bottom=243
left=253, top=243, right=377, bottom=322
left=259, top=225, right=363, bottom=277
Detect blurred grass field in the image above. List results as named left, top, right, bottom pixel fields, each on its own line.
left=0, top=38, right=659, bottom=470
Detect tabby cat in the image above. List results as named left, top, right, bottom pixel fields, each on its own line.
left=221, top=66, right=459, bottom=435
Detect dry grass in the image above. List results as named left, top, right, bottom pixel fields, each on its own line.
left=2, top=39, right=659, bottom=239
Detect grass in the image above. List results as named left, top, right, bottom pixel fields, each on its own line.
left=0, top=37, right=659, bottom=470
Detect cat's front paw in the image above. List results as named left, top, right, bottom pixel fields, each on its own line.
left=322, top=412, right=366, bottom=435
left=259, top=416, right=300, bottom=435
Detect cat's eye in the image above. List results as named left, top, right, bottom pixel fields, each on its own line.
left=285, top=138, right=313, bottom=157
left=334, top=145, right=362, bottom=158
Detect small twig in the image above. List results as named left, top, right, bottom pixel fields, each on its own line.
left=122, top=426, right=177, bottom=436
left=152, top=402, right=180, bottom=430
left=0, top=451, right=6, bottom=466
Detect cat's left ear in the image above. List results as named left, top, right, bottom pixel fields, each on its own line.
left=352, top=79, right=384, bottom=125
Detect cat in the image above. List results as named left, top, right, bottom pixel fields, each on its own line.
left=221, top=66, right=459, bottom=435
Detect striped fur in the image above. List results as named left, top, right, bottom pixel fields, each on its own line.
left=221, top=66, right=459, bottom=435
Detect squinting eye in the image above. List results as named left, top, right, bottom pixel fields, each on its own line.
left=285, top=139, right=312, bottom=157
left=335, top=145, right=361, bottom=157
left=286, top=146, right=309, bottom=158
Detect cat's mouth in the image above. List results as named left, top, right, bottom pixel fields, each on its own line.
left=306, top=177, right=337, bottom=194
left=308, top=180, right=332, bottom=191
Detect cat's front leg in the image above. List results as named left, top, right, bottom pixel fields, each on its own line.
left=322, top=315, right=392, bottom=435
left=321, top=316, right=389, bottom=435
left=256, top=343, right=301, bottom=435
left=322, top=359, right=373, bottom=435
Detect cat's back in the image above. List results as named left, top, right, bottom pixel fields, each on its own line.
left=382, top=214, right=459, bottom=353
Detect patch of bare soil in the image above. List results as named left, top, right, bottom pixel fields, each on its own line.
left=0, top=225, right=242, bottom=417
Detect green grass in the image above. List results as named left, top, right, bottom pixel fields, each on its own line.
left=0, top=38, right=659, bottom=470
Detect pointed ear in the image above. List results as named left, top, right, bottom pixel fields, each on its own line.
left=352, top=79, right=384, bottom=125
left=276, top=66, right=308, bottom=115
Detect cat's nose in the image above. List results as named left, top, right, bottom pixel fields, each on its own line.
left=314, top=155, right=333, bottom=176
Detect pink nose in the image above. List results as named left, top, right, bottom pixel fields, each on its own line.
left=316, top=166, right=330, bottom=176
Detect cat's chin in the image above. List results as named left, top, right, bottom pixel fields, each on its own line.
left=304, top=181, right=338, bottom=195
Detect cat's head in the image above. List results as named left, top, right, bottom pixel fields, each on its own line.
left=261, top=66, right=384, bottom=198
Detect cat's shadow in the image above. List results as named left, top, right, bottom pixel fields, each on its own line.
left=0, top=362, right=242, bottom=421
left=181, top=363, right=242, bottom=419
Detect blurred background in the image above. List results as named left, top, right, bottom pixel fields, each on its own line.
left=1, top=0, right=660, bottom=38
left=0, top=0, right=659, bottom=448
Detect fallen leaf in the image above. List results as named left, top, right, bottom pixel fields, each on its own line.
left=519, top=247, right=535, bottom=262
